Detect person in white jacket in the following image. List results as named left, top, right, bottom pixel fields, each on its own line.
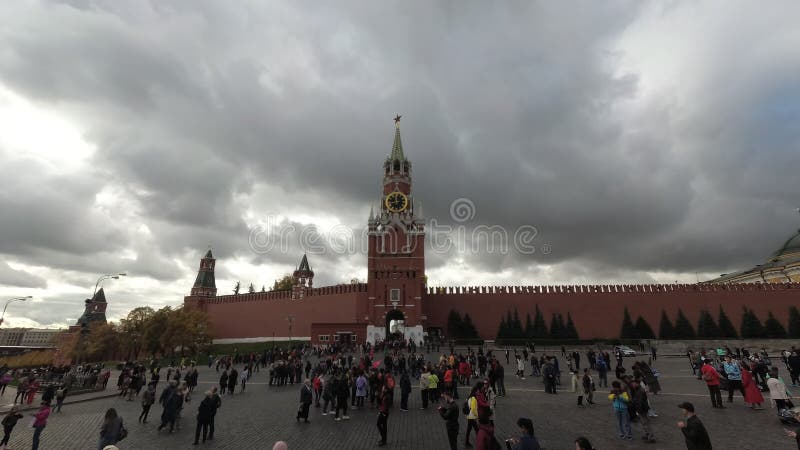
left=767, top=367, right=792, bottom=410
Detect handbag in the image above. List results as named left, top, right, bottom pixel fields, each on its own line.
left=118, top=424, right=128, bottom=441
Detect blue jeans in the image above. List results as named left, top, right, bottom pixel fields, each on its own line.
left=615, top=409, right=631, bottom=438
left=32, top=424, right=45, bottom=450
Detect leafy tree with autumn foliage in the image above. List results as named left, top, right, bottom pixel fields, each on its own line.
left=72, top=305, right=212, bottom=363
left=272, top=274, right=294, bottom=291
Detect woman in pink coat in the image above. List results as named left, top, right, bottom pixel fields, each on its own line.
left=742, top=364, right=764, bottom=409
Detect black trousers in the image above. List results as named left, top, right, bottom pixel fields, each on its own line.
left=1, top=425, right=13, bottom=446
left=446, top=426, right=458, bottom=450
left=401, top=391, right=409, bottom=410
left=209, top=415, right=216, bottom=439
left=194, top=420, right=209, bottom=443
left=377, top=413, right=388, bottom=443
left=465, top=418, right=478, bottom=444
left=335, top=398, right=348, bottom=417
left=421, top=389, right=428, bottom=408
left=707, top=384, right=722, bottom=407
left=727, top=380, right=745, bottom=401
left=297, top=402, right=311, bottom=420
left=139, top=404, right=151, bottom=422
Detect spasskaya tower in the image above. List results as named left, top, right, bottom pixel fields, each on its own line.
left=365, top=115, right=426, bottom=343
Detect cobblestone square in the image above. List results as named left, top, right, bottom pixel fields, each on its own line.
left=0, top=351, right=797, bottom=449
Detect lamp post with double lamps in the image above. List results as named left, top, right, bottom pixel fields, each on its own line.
left=93, top=273, right=127, bottom=298
left=0, top=296, right=32, bottom=326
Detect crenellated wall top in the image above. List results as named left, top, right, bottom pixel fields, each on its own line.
left=192, top=283, right=369, bottom=304
left=425, top=282, right=800, bottom=295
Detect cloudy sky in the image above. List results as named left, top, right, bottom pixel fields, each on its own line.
left=1, top=1, right=799, bottom=328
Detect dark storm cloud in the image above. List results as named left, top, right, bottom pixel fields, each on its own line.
left=0, top=1, right=799, bottom=326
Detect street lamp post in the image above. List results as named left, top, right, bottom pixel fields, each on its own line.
left=93, top=273, right=127, bottom=299
left=0, top=296, right=32, bottom=326
left=287, top=315, right=294, bottom=346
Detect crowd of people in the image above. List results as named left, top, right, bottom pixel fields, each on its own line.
left=8, top=341, right=800, bottom=449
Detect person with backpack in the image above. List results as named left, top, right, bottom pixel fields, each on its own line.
left=608, top=380, right=632, bottom=440
left=98, top=408, right=125, bottom=450
left=438, top=390, right=459, bottom=450
left=0, top=406, right=23, bottom=450
left=629, top=380, right=655, bottom=443
left=465, top=383, right=484, bottom=447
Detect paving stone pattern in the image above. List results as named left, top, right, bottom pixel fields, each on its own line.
left=0, top=352, right=796, bottom=449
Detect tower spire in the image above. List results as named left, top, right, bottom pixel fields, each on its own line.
left=391, top=114, right=404, bottom=161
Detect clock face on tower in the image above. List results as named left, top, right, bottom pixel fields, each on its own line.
left=385, top=192, right=408, bottom=213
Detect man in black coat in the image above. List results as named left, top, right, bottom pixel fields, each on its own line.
left=193, top=391, right=216, bottom=445
left=297, top=379, right=313, bottom=423
left=437, top=390, right=459, bottom=450
left=677, top=402, right=712, bottom=450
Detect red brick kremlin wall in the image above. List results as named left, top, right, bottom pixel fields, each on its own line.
left=187, top=282, right=800, bottom=342
left=186, top=284, right=369, bottom=341
left=425, top=283, right=800, bottom=340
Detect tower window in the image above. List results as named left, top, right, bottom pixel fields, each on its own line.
left=390, top=289, right=400, bottom=302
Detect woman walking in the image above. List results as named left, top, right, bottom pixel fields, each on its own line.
left=98, top=408, right=124, bottom=450
left=30, top=401, right=50, bottom=450
left=0, top=406, right=23, bottom=450
left=742, top=364, right=765, bottom=409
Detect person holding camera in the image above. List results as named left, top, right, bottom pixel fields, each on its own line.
left=504, top=417, right=541, bottom=450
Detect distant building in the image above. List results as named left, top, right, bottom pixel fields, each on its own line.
left=0, top=328, right=59, bottom=347
left=0, top=328, right=26, bottom=346
left=709, top=228, right=800, bottom=283
left=20, top=329, right=60, bottom=347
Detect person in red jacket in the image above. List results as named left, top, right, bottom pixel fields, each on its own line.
left=700, top=361, right=723, bottom=408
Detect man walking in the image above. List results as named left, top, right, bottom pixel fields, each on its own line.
left=296, top=379, right=313, bottom=423
left=722, top=356, right=745, bottom=403
left=677, top=402, right=712, bottom=450
left=700, top=361, right=723, bottom=408
left=376, top=385, right=390, bottom=447
left=438, top=390, right=459, bottom=450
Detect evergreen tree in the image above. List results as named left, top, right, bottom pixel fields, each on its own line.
left=510, top=309, right=525, bottom=339
left=673, top=309, right=696, bottom=338
left=620, top=307, right=637, bottom=339
left=740, top=307, right=765, bottom=339
left=717, top=306, right=738, bottom=338
left=565, top=313, right=579, bottom=339
left=524, top=313, right=534, bottom=339
left=658, top=310, right=675, bottom=339
left=496, top=315, right=508, bottom=340
left=764, top=311, right=787, bottom=338
left=462, top=313, right=479, bottom=339
left=532, top=305, right=549, bottom=339
left=789, top=307, right=800, bottom=339
left=550, top=313, right=563, bottom=339
left=696, top=310, right=720, bottom=338
left=447, top=309, right=463, bottom=339
left=634, top=316, right=656, bottom=339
